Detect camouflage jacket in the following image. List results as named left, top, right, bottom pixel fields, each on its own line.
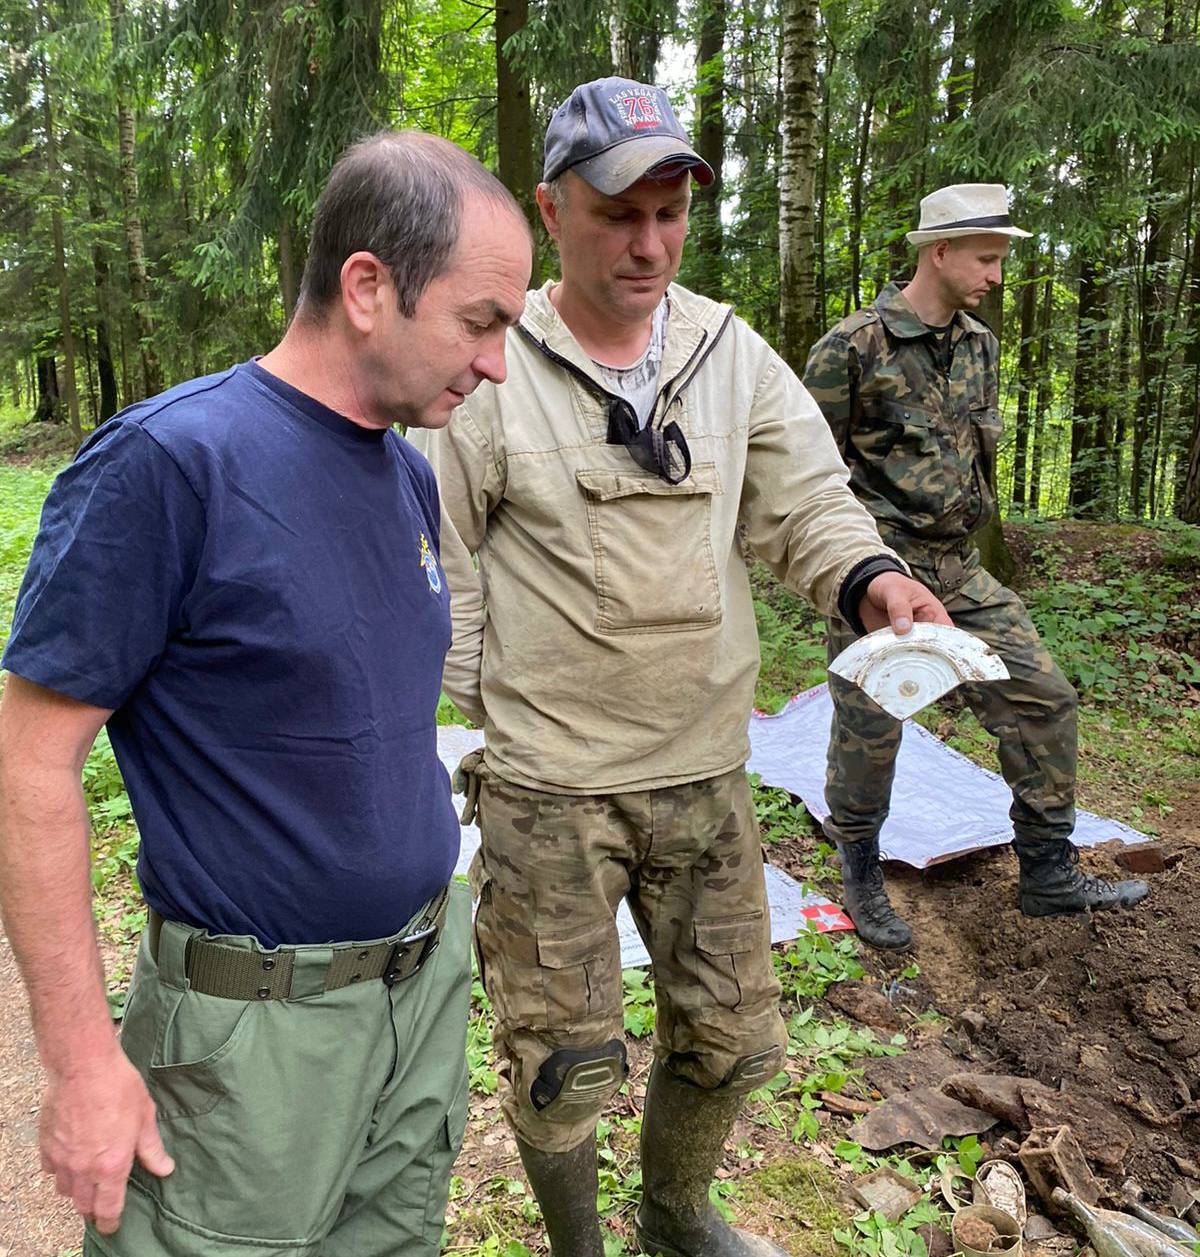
left=803, top=282, right=1001, bottom=561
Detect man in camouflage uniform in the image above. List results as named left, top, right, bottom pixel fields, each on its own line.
left=803, top=184, right=1150, bottom=951
left=411, top=79, right=953, bottom=1257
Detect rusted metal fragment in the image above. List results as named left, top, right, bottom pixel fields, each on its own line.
left=1020, top=1126, right=1102, bottom=1209
left=851, top=1084, right=997, bottom=1151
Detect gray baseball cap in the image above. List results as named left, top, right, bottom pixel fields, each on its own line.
left=542, top=77, right=715, bottom=195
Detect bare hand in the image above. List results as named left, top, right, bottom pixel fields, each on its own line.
left=859, top=571, right=953, bottom=635
left=40, top=1047, right=174, bottom=1234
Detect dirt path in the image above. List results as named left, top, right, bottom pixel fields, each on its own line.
left=0, top=928, right=80, bottom=1257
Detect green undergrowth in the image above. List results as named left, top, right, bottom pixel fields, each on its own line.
left=0, top=461, right=57, bottom=652
left=752, top=774, right=821, bottom=847
left=1017, top=521, right=1200, bottom=709
left=753, top=582, right=827, bottom=714
left=739, top=1157, right=845, bottom=1257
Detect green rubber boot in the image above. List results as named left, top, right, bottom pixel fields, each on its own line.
left=636, top=1063, right=790, bottom=1257
left=517, top=1135, right=606, bottom=1257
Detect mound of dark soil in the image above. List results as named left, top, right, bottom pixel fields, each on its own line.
left=817, top=800, right=1200, bottom=1208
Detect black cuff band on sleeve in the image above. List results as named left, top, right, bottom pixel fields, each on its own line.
left=837, top=555, right=907, bottom=637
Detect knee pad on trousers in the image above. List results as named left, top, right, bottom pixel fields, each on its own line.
left=715, top=1047, right=785, bottom=1095
left=529, top=1040, right=628, bottom=1120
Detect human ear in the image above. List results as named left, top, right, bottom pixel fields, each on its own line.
left=535, top=184, right=562, bottom=241
left=340, top=252, right=387, bottom=333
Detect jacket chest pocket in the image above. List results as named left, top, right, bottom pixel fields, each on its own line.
left=862, top=401, right=948, bottom=523
left=969, top=405, right=1002, bottom=464
left=576, top=463, right=723, bottom=634
left=967, top=404, right=1002, bottom=526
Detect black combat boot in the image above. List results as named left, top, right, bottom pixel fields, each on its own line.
left=517, top=1135, right=606, bottom=1257
left=636, top=1062, right=789, bottom=1257
left=1017, top=840, right=1149, bottom=916
left=836, top=836, right=913, bottom=950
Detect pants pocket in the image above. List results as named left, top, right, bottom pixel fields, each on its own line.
left=148, top=990, right=251, bottom=1120
left=130, top=986, right=386, bottom=1246
left=691, top=910, right=772, bottom=1014
left=536, top=919, right=621, bottom=1027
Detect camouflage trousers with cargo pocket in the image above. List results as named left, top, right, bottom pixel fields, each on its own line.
left=824, top=546, right=1078, bottom=856
left=463, top=759, right=788, bottom=1153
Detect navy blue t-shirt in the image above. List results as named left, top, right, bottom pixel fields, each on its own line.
left=3, top=361, right=460, bottom=946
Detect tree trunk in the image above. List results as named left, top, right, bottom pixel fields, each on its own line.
left=883, top=97, right=908, bottom=282
left=267, top=20, right=303, bottom=325
left=778, top=0, right=820, bottom=372
left=109, top=0, right=163, bottom=399
left=848, top=92, right=873, bottom=311
left=118, top=319, right=131, bottom=409
left=944, top=0, right=969, bottom=125
left=36, top=1, right=81, bottom=442
left=1135, top=151, right=1172, bottom=518
left=1112, top=275, right=1134, bottom=512
left=816, top=39, right=835, bottom=320
left=1177, top=220, right=1200, bottom=522
left=610, top=0, right=664, bottom=82
left=692, top=0, right=725, bottom=300
left=34, top=355, right=61, bottom=423
left=1069, top=256, right=1111, bottom=517
left=495, top=0, right=540, bottom=283
left=81, top=327, right=97, bottom=427
left=1030, top=266, right=1055, bottom=514
left=1012, top=253, right=1039, bottom=511
left=94, top=313, right=118, bottom=423
left=278, top=212, right=300, bottom=323
left=88, top=185, right=119, bottom=423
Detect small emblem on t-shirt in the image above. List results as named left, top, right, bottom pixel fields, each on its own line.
left=419, top=533, right=442, bottom=594
left=610, top=89, right=664, bottom=131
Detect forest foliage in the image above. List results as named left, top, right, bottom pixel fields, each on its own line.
left=2, top=0, right=1198, bottom=521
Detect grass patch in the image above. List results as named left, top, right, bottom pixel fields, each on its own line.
left=0, top=411, right=81, bottom=463
left=0, top=462, right=59, bottom=652
left=741, top=1157, right=846, bottom=1257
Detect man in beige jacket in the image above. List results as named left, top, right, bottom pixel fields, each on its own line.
left=410, top=78, right=949, bottom=1257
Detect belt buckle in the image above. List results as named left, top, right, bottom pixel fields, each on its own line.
left=382, top=924, right=439, bottom=986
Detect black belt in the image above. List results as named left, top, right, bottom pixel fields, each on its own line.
left=147, top=888, right=449, bottom=1001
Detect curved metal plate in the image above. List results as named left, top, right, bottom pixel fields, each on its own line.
left=828, top=623, right=1010, bottom=720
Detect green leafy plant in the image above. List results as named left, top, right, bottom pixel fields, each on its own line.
left=749, top=773, right=815, bottom=845
left=467, top=979, right=499, bottom=1095
left=752, top=593, right=827, bottom=714
left=834, top=1201, right=944, bottom=1257
left=595, top=1117, right=643, bottom=1217
left=621, top=968, right=656, bottom=1037
left=775, top=926, right=865, bottom=1000
left=749, top=1008, right=904, bottom=1147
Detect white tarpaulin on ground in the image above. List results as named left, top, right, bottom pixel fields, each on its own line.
left=437, top=725, right=852, bottom=970
left=746, top=683, right=1147, bottom=868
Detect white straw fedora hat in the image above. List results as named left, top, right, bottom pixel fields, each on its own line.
left=907, top=183, right=1031, bottom=246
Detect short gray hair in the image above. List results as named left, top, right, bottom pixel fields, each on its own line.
left=299, top=130, right=528, bottom=319
left=542, top=174, right=569, bottom=213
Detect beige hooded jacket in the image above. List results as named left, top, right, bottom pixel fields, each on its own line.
left=409, top=281, right=897, bottom=794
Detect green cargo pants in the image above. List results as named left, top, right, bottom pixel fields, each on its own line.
left=825, top=551, right=1078, bottom=855
left=84, top=882, right=471, bottom=1257
left=466, top=760, right=788, bottom=1154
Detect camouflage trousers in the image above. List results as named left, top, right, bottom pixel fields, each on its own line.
left=464, top=759, right=788, bottom=1153
left=825, top=551, right=1078, bottom=855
